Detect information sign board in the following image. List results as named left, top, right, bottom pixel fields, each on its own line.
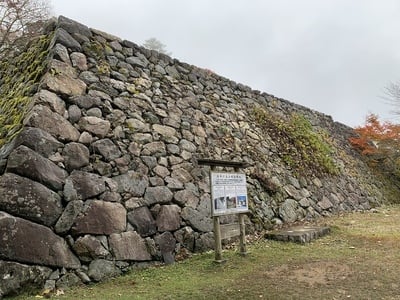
left=211, top=172, right=248, bottom=216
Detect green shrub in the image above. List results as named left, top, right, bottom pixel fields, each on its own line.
left=252, top=107, right=338, bottom=176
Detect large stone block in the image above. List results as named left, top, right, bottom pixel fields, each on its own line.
left=70, top=95, right=100, bottom=109
left=73, top=235, right=109, bottom=262
left=52, top=41, right=71, bottom=64
left=54, top=28, right=82, bottom=52
left=178, top=139, right=196, bottom=153
left=318, top=196, right=334, bottom=210
left=55, top=272, right=82, bottom=290
left=7, top=145, right=67, bottom=191
left=0, top=212, right=80, bottom=268
left=58, top=15, right=92, bottom=38
left=126, top=56, right=148, bottom=68
left=63, top=143, right=90, bottom=171
left=127, top=206, right=157, bottom=237
left=142, top=141, right=166, bottom=157
left=78, top=116, right=110, bottom=138
left=194, top=232, right=215, bottom=252
left=69, top=171, right=106, bottom=200
left=171, top=168, right=193, bottom=183
left=174, top=226, right=195, bottom=252
left=181, top=206, right=212, bottom=232
left=27, top=105, right=80, bottom=142
left=16, top=127, right=63, bottom=158
left=54, top=200, right=84, bottom=234
left=152, top=124, right=176, bottom=138
left=156, top=205, right=181, bottom=232
left=88, top=259, right=121, bottom=282
left=42, top=60, right=86, bottom=97
left=144, top=186, right=173, bottom=205
left=92, top=138, right=122, bottom=161
left=0, top=173, right=63, bottom=226
left=34, top=89, right=66, bottom=116
left=174, top=189, right=199, bottom=207
left=71, top=200, right=126, bottom=235
left=0, top=261, right=52, bottom=298
left=113, top=171, right=149, bottom=196
left=283, top=184, right=303, bottom=201
left=109, top=231, right=151, bottom=261
left=279, top=199, right=299, bottom=223
left=155, top=231, right=176, bottom=264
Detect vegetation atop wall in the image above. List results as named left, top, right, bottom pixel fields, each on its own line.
left=252, top=107, right=338, bottom=176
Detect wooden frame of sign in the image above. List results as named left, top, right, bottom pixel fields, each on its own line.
left=197, top=158, right=248, bottom=263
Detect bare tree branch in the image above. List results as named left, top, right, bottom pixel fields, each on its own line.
left=381, top=81, right=400, bottom=116
left=0, top=0, right=52, bottom=60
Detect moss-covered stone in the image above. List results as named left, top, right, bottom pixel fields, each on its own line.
left=0, top=33, right=54, bottom=150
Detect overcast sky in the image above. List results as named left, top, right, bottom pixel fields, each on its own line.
left=51, top=0, right=400, bottom=127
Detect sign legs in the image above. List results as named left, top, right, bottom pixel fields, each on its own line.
left=213, top=216, right=224, bottom=263
left=239, top=213, right=247, bottom=256
left=213, top=214, right=247, bottom=262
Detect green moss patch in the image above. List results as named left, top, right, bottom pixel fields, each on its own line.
left=0, top=33, right=53, bottom=149
left=252, top=107, right=338, bottom=176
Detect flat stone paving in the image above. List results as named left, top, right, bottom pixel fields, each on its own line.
left=265, top=226, right=331, bottom=244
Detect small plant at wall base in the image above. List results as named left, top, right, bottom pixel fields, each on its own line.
left=252, top=107, right=338, bottom=176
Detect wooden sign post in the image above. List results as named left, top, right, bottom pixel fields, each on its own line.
left=197, top=159, right=248, bottom=262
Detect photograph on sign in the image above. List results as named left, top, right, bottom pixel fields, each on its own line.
left=235, top=185, right=248, bottom=211
left=213, top=186, right=226, bottom=210
left=211, top=172, right=248, bottom=216
left=237, top=195, right=247, bottom=208
left=226, top=193, right=237, bottom=209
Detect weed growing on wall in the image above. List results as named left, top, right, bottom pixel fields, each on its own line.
left=83, top=39, right=111, bottom=76
left=252, top=107, right=338, bottom=176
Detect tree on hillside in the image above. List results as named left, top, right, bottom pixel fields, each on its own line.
left=0, top=0, right=52, bottom=60
left=350, top=113, right=400, bottom=179
left=142, top=37, right=171, bottom=56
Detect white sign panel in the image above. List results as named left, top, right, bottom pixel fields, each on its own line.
left=211, top=172, right=248, bottom=216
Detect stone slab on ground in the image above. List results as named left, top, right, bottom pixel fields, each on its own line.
left=265, top=226, right=330, bottom=244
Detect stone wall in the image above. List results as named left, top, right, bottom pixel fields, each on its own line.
left=0, top=16, right=393, bottom=297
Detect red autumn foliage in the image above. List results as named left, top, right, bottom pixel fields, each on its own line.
left=350, top=114, right=400, bottom=155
